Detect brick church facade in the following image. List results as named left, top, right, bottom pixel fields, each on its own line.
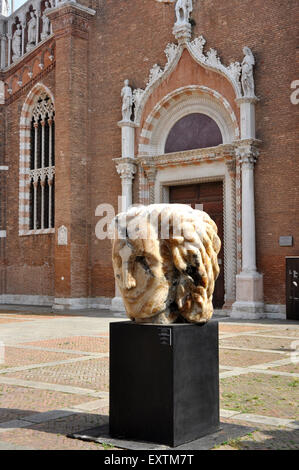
left=0, top=0, right=298, bottom=318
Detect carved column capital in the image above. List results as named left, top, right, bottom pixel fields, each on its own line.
left=143, top=165, right=157, bottom=185
left=142, top=163, right=157, bottom=204
left=235, top=144, right=259, bottom=169
left=115, top=159, right=137, bottom=182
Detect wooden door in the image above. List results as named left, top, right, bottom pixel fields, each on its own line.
left=169, top=182, right=225, bottom=308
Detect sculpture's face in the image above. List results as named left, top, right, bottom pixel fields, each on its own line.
left=112, top=237, right=172, bottom=321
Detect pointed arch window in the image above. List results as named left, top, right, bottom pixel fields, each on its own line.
left=29, top=93, right=55, bottom=230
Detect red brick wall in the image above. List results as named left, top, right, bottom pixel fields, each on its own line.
left=3, top=70, right=55, bottom=297
left=87, top=0, right=298, bottom=304
left=1, top=0, right=298, bottom=305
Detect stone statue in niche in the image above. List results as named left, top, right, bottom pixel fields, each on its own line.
left=12, top=24, right=22, bottom=62
left=175, top=0, right=193, bottom=25
left=121, top=79, right=133, bottom=122
left=241, top=46, right=255, bottom=98
left=111, top=204, right=221, bottom=324
left=27, top=11, right=37, bottom=50
left=41, top=4, right=51, bottom=40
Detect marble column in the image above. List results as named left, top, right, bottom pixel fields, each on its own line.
left=111, top=119, right=137, bottom=313
left=115, top=159, right=137, bottom=211
left=224, top=159, right=237, bottom=307
left=232, top=143, right=264, bottom=318
left=237, top=97, right=259, bottom=140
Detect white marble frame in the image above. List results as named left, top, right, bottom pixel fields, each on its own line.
left=154, top=160, right=237, bottom=305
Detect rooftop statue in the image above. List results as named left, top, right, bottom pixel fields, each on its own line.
left=121, top=79, right=133, bottom=122
left=27, top=11, right=37, bottom=50
left=12, top=24, right=21, bottom=62
left=241, top=46, right=255, bottom=98
left=111, top=204, right=221, bottom=324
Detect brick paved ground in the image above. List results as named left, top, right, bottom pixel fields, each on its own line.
left=0, top=306, right=298, bottom=450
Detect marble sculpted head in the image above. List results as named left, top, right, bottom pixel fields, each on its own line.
left=111, top=204, right=221, bottom=324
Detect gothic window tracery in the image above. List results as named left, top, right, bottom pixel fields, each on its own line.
left=29, top=93, right=55, bottom=230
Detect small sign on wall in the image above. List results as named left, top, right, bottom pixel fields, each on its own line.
left=279, top=236, right=293, bottom=247
left=58, top=225, right=68, bottom=246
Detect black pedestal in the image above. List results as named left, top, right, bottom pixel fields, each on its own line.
left=109, top=321, right=220, bottom=448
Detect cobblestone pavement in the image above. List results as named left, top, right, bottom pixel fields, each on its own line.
left=0, top=306, right=298, bottom=450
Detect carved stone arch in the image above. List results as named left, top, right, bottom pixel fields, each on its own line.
left=19, top=82, right=55, bottom=235
left=133, top=36, right=244, bottom=129
left=138, top=85, right=240, bottom=156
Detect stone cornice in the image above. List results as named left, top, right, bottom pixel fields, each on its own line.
left=137, top=144, right=236, bottom=169
left=235, top=96, right=259, bottom=106
left=47, top=2, right=96, bottom=40
left=234, top=138, right=262, bottom=149
left=117, top=120, right=138, bottom=129
left=47, top=2, right=96, bottom=19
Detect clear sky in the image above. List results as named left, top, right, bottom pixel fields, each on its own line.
left=14, top=0, right=28, bottom=12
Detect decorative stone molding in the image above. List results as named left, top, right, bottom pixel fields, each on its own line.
left=29, top=166, right=55, bottom=183
left=132, top=32, right=253, bottom=127
left=115, top=158, right=137, bottom=182
left=19, top=82, right=55, bottom=236
left=138, top=86, right=239, bottom=156
left=187, top=36, right=242, bottom=99
left=133, top=42, right=182, bottom=125
left=235, top=141, right=260, bottom=169
left=141, top=163, right=157, bottom=204
left=3, top=39, right=55, bottom=103
left=114, top=157, right=137, bottom=214
left=225, top=158, right=236, bottom=176
left=142, top=164, right=157, bottom=183
left=138, top=143, right=235, bottom=170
